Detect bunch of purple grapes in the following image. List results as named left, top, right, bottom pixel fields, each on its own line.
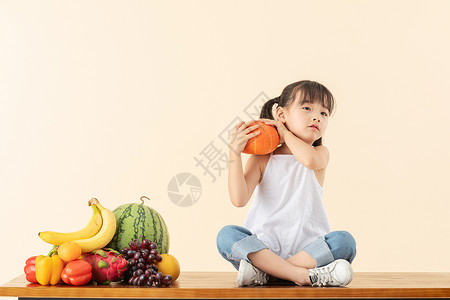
left=121, top=237, right=172, bottom=287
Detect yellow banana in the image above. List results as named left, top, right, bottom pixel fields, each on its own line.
left=71, top=198, right=117, bottom=253
left=39, top=204, right=103, bottom=245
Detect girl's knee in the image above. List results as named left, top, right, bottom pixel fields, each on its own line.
left=216, top=225, right=252, bottom=254
left=216, top=225, right=233, bottom=250
left=339, top=231, right=356, bottom=249
left=217, top=225, right=239, bottom=243
left=326, top=230, right=357, bottom=263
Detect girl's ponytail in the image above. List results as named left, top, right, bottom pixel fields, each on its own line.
left=259, top=96, right=280, bottom=120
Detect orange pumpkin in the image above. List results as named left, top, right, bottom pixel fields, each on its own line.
left=243, top=120, right=280, bottom=155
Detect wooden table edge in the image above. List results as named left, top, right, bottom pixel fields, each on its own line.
left=3, top=287, right=450, bottom=299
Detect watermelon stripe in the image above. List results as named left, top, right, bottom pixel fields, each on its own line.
left=148, top=206, right=157, bottom=243
left=154, top=212, right=164, bottom=252
left=113, top=204, right=133, bottom=250
left=135, top=204, right=145, bottom=240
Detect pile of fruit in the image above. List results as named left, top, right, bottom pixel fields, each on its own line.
left=24, top=196, right=180, bottom=287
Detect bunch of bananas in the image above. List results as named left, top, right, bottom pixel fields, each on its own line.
left=39, top=198, right=116, bottom=253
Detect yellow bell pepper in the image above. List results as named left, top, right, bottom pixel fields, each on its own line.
left=35, top=247, right=64, bottom=286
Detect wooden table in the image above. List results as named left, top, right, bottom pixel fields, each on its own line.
left=1, top=272, right=450, bottom=299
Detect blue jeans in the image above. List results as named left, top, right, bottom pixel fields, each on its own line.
left=216, top=225, right=356, bottom=271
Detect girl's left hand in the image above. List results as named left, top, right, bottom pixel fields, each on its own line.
left=260, top=118, right=288, bottom=144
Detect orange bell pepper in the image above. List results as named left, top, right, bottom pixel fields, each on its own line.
left=35, top=247, right=64, bottom=286
left=61, top=260, right=92, bottom=286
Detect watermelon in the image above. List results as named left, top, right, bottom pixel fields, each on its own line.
left=106, top=196, right=170, bottom=254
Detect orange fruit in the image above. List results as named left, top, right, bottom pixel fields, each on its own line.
left=58, top=242, right=82, bottom=263
left=156, top=254, right=180, bottom=281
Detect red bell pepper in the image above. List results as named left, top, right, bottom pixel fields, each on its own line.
left=24, top=256, right=38, bottom=283
left=61, top=260, right=92, bottom=286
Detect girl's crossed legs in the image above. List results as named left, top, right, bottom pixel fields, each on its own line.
left=216, top=225, right=356, bottom=285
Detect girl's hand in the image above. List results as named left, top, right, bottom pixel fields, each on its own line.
left=229, top=120, right=261, bottom=155
left=260, top=118, right=288, bottom=144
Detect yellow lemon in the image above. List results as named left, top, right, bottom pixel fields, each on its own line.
left=156, top=254, right=180, bottom=281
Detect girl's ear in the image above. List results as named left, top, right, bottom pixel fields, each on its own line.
left=275, top=106, right=287, bottom=123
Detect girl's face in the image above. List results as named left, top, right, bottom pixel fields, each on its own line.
left=276, top=96, right=330, bottom=145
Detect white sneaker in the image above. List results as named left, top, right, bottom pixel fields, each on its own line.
left=237, top=259, right=269, bottom=286
left=308, top=259, right=353, bottom=287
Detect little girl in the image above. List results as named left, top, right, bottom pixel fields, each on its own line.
left=216, top=80, right=356, bottom=287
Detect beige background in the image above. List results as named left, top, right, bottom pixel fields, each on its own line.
left=1, top=0, right=450, bottom=290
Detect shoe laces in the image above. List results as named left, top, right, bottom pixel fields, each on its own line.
left=311, top=265, right=334, bottom=287
left=251, top=266, right=268, bottom=285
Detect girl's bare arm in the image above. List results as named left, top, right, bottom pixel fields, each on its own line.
left=228, top=151, right=262, bottom=207
left=227, top=120, right=261, bottom=207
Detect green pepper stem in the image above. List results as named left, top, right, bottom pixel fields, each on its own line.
left=47, top=245, right=57, bottom=257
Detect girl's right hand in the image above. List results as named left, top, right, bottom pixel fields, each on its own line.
left=228, top=120, right=261, bottom=155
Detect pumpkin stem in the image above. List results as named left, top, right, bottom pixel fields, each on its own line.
left=140, top=196, right=150, bottom=204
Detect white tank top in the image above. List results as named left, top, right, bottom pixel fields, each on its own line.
left=243, top=152, right=331, bottom=259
